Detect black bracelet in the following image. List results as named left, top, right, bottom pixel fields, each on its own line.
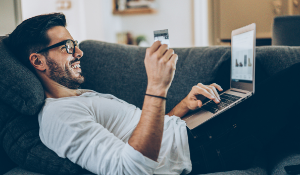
left=145, top=94, right=167, bottom=100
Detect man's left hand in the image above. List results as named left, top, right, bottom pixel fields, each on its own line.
left=183, top=83, right=223, bottom=110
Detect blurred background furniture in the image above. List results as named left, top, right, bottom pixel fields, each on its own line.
left=272, top=15, right=300, bottom=46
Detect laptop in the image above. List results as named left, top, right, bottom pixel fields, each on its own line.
left=183, top=23, right=256, bottom=130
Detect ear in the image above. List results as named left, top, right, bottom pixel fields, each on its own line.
left=29, top=53, right=47, bottom=72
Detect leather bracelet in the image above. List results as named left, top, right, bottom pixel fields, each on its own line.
left=145, top=94, right=167, bottom=100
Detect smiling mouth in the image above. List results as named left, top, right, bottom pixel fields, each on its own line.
left=71, top=64, right=81, bottom=69
left=70, top=61, right=81, bottom=75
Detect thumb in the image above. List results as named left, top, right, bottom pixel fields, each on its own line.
left=198, top=100, right=202, bottom=107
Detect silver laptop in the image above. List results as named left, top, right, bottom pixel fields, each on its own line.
left=183, top=23, right=256, bottom=130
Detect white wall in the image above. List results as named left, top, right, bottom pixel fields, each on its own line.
left=121, top=0, right=194, bottom=48
left=83, top=0, right=122, bottom=43
left=20, top=0, right=121, bottom=43
left=194, top=0, right=209, bottom=47
left=0, top=0, right=17, bottom=36
left=19, top=0, right=208, bottom=47
left=21, top=0, right=87, bottom=42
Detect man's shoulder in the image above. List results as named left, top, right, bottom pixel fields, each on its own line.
left=43, top=97, right=82, bottom=111
left=39, top=96, right=92, bottom=122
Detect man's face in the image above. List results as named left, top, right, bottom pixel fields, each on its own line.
left=44, top=26, right=84, bottom=89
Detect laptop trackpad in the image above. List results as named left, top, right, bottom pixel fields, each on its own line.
left=183, top=110, right=214, bottom=130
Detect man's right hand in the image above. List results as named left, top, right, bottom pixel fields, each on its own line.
left=128, top=41, right=178, bottom=161
left=144, top=41, right=178, bottom=97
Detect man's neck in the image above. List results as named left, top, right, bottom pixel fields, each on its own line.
left=41, top=77, right=78, bottom=99
left=44, top=85, right=78, bottom=98
left=36, top=71, right=83, bottom=98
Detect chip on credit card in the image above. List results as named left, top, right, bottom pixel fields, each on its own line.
left=154, top=29, right=170, bottom=48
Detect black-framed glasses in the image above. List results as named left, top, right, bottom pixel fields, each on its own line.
left=36, top=39, right=78, bottom=54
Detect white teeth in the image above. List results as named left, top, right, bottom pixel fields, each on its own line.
left=71, top=64, right=80, bottom=69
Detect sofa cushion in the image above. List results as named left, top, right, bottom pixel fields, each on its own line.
left=0, top=101, right=18, bottom=174
left=4, top=167, right=93, bottom=175
left=5, top=166, right=266, bottom=175
left=256, top=46, right=300, bottom=76
left=0, top=36, right=44, bottom=115
left=4, top=167, right=44, bottom=175
left=79, top=41, right=300, bottom=114
left=1, top=104, right=87, bottom=174
left=270, top=153, right=300, bottom=175
left=265, top=114, right=300, bottom=175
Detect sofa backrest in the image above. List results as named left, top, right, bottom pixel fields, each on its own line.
left=79, top=40, right=300, bottom=113
left=0, top=35, right=45, bottom=173
left=79, top=41, right=233, bottom=113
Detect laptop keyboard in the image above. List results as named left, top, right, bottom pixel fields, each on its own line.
left=202, top=93, right=242, bottom=114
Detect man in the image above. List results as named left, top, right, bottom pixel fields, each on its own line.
left=4, top=13, right=300, bottom=174
left=4, top=13, right=223, bottom=174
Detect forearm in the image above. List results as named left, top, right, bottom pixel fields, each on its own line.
left=128, top=90, right=166, bottom=161
left=130, top=41, right=178, bottom=161
left=167, top=97, right=190, bottom=118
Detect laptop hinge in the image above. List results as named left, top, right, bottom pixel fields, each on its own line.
left=229, top=89, right=249, bottom=94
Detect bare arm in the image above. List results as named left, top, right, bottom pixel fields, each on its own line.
left=128, top=41, right=178, bottom=161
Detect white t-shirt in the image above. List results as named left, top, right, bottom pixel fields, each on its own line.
left=38, top=91, right=192, bottom=175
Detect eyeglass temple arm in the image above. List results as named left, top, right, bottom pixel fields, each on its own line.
left=36, top=40, right=67, bottom=53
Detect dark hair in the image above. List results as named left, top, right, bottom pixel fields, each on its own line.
left=3, top=13, right=66, bottom=72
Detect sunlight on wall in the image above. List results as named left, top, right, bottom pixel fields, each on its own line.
left=121, top=0, right=194, bottom=47
left=21, top=0, right=86, bottom=42
left=19, top=0, right=208, bottom=47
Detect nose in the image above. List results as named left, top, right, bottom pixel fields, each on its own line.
left=73, top=46, right=84, bottom=59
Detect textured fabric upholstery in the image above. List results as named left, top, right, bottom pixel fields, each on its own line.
left=0, top=102, right=18, bottom=174
left=272, top=15, right=300, bottom=46
left=4, top=167, right=92, bottom=175
left=4, top=167, right=44, bottom=175
left=80, top=40, right=232, bottom=113
left=270, top=153, right=300, bottom=175
left=79, top=40, right=300, bottom=113
left=0, top=36, right=44, bottom=115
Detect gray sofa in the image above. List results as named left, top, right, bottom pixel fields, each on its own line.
left=1, top=37, right=300, bottom=174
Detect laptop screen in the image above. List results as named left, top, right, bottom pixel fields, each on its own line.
left=230, top=23, right=256, bottom=92
left=231, top=30, right=254, bottom=83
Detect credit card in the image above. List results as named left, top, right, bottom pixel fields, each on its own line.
left=154, top=29, right=170, bottom=48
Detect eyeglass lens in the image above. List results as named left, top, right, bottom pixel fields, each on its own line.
left=66, top=40, right=75, bottom=54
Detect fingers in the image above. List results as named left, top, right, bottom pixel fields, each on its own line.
left=209, top=83, right=223, bottom=101
left=144, top=41, right=177, bottom=93
left=196, top=83, right=220, bottom=104
left=147, top=40, right=162, bottom=54
left=168, top=54, right=178, bottom=69
left=210, top=83, right=223, bottom=92
left=163, top=49, right=175, bottom=62
left=209, top=86, right=220, bottom=101
left=193, top=85, right=217, bottom=102
left=157, top=44, right=169, bottom=58
left=147, top=41, right=174, bottom=62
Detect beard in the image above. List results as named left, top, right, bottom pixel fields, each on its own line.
left=45, top=56, right=84, bottom=89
